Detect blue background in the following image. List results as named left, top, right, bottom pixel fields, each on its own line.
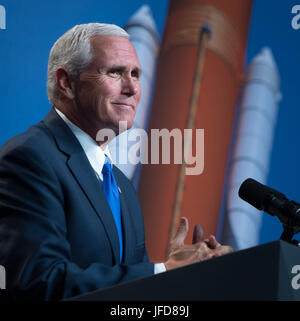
left=0, top=0, right=299, bottom=245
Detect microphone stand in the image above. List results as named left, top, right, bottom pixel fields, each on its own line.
left=280, top=224, right=300, bottom=246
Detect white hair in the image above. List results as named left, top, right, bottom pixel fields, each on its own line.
left=47, top=23, right=129, bottom=104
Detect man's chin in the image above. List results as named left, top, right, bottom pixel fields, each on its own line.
left=115, top=119, right=134, bottom=133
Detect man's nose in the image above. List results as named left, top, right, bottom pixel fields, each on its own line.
left=121, top=76, right=139, bottom=96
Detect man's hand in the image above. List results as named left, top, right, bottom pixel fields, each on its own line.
left=164, top=217, right=233, bottom=271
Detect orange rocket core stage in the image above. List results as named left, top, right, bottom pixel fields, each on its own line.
left=138, top=0, right=253, bottom=261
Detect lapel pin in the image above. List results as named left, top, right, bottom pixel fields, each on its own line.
left=118, top=186, right=122, bottom=193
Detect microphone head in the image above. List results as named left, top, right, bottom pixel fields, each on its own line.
left=238, top=178, right=267, bottom=210
left=238, top=178, right=286, bottom=211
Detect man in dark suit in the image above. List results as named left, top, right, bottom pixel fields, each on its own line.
left=0, top=23, right=232, bottom=300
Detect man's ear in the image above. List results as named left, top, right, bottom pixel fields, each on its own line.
left=55, top=67, right=76, bottom=100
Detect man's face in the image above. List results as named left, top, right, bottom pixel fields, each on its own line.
left=73, top=35, right=141, bottom=133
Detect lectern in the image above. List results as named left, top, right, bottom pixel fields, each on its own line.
left=69, top=240, right=300, bottom=301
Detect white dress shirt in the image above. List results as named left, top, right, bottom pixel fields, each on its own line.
left=54, top=108, right=166, bottom=274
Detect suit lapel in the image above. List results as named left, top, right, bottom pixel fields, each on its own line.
left=42, top=108, right=120, bottom=263
left=67, top=153, right=120, bottom=263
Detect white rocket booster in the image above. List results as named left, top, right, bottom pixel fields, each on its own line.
left=109, top=5, right=160, bottom=181
left=221, top=47, right=281, bottom=250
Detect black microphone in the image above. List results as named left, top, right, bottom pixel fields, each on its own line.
left=238, top=178, right=300, bottom=228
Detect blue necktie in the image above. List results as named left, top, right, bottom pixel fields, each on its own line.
left=102, top=155, right=123, bottom=262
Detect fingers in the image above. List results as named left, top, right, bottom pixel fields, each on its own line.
left=164, top=240, right=233, bottom=271
left=192, top=224, right=204, bottom=244
left=195, top=242, right=213, bottom=261
left=213, top=245, right=233, bottom=257
left=165, top=242, right=212, bottom=270
left=204, top=235, right=233, bottom=256
left=169, top=217, right=189, bottom=250
left=166, top=218, right=233, bottom=270
left=205, top=235, right=219, bottom=249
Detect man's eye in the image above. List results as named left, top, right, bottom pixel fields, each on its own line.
left=132, top=72, right=140, bottom=80
left=108, top=70, right=121, bottom=77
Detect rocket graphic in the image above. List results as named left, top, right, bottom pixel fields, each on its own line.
left=138, top=0, right=253, bottom=261
left=221, top=47, right=281, bottom=250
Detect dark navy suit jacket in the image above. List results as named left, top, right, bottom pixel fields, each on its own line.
left=0, top=108, right=154, bottom=300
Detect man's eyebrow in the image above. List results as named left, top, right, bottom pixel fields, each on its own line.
left=105, top=65, right=142, bottom=74
left=107, top=65, right=125, bottom=71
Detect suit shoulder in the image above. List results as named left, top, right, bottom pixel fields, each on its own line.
left=0, top=122, right=54, bottom=158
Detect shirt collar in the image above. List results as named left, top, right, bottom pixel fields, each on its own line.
left=54, top=107, right=112, bottom=180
